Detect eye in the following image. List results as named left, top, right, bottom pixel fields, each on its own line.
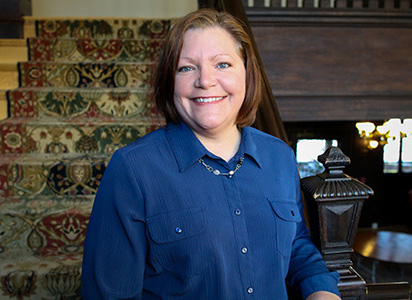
left=178, top=66, right=195, bottom=73
left=217, top=63, right=230, bottom=69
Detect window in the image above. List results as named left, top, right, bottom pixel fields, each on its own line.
left=383, top=119, right=412, bottom=174
left=296, top=139, right=338, bottom=178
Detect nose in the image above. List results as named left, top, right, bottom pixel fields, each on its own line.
left=194, top=67, right=216, bottom=89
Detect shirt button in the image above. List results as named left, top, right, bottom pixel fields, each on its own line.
left=241, top=247, right=248, bottom=254
left=235, top=209, right=241, bottom=215
left=247, top=287, right=254, bottom=294
left=175, top=227, right=182, bottom=234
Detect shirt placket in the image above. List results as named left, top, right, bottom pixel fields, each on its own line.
left=221, top=164, right=256, bottom=299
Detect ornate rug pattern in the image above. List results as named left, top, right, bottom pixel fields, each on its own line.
left=0, top=18, right=172, bottom=299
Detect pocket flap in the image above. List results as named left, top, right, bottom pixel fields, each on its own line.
left=268, top=200, right=302, bottom=222
left=147, top=206, right=206, bottom=244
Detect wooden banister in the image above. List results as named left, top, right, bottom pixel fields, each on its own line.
left=366, top=283, right=412, bottom=300
left=301, top=147, right=412, bottom=300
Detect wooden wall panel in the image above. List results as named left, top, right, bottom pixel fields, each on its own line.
left=250, top=21, right=412, bottom=121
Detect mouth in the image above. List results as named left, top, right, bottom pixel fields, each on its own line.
left=191, top=96, right=225, bottom=103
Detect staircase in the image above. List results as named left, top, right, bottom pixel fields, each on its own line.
left=0, top=18, right=173, bottom=299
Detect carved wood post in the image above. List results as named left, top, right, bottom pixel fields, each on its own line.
left=301, top=147, right=373, bottom=300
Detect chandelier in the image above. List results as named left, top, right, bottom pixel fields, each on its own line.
left=355, top=119, right=412, bottom=150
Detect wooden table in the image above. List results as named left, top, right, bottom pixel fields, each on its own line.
left=353, top=229, right=412, bottom=283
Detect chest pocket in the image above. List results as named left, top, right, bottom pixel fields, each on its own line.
left=268, top=199, right=302, bottom=258
left=146, top=206, right=208, bottom=278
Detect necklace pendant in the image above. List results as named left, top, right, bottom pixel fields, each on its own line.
left=213, top=170, right=221, bottom=175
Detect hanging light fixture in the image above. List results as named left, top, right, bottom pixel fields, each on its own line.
left=355, top=119, right=412, bottom=150
left=356, top=121, right=388, bottom=149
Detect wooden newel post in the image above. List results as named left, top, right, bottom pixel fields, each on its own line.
left=301, top=147, right=373, bottom=299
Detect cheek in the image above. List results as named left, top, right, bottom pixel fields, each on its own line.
left=174, top=75, right=192, bottom=98
left=228, top=75, right=246, bottom=99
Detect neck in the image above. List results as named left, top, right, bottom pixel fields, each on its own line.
left=194, top=126, right=241, bottom=162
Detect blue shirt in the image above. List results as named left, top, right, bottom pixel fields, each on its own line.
left=81, top=121, right=340, bottom=300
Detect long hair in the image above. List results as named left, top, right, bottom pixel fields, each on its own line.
left=152, top=8, right=262, bottom=128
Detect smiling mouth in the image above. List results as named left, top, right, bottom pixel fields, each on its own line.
left=192, top=96, right=225, bottom=103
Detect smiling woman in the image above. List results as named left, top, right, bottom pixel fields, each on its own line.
left=81, top=8, right=342, bottom=300
left=173, top=27, right=246, bottom=160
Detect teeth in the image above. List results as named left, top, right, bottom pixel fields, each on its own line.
left=193, top=96, right=224, bottom=103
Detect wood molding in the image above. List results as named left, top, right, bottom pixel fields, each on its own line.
left=250, top=22, right=412, bottom=122
left=246, top=9, right=412, bottom=27
left=276, top=95, right=412, bottom=121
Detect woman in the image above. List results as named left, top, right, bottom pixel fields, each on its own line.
left=81, top=9, right=341, bottom=300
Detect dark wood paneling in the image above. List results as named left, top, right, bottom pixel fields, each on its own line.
left=250, top=14, right=412, bottom=121
left=277, top=95, right=412, bottom=121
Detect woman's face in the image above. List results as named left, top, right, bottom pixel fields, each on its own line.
left=173, top=26, right=246, bottom=137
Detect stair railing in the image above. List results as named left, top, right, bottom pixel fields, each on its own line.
left=301, top=147, right=411, bottom=300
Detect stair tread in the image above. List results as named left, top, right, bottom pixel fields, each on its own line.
left=0, top=152, right=112, bottom=160
left=0, top=250, right=82, bottom=299
left=9, top=86, right=147, bottom=91
left=19, top=60, right=152, bottom=65
left=34, top=18, right=174, bottom=40
left=1, top=153, right=110, bottom=197
left=27, top=37, right=165, bottom=62
left=0, top=249, right=83, bottom=267
left=7, top=87, right=155, bottom=119
left=2, top=116, right=161, bottom=124
left=18, top=61, right=151, bottom=88
left=28, top=37, right=165, bottom=41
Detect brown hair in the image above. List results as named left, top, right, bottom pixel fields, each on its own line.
left=152, top=8, right=262, bottom=128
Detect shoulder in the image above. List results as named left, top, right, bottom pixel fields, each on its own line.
left=116, top=125, right=167, bottom=156
left=105, top=126, right=169, bottom=170
left=245, top=126, right=294, bottom=156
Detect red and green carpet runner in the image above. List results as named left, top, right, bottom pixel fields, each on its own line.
left=0, top=18, right=172, bottom=299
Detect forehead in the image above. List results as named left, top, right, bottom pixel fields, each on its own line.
left=180, top=26, right=242, bottom=58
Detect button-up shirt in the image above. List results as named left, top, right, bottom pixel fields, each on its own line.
left=81, top=121, right=340, bottom=299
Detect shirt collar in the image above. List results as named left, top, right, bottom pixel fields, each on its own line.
left=166, top=121, right=262, bottom=173
left=241, top=126, right=262, bottom=169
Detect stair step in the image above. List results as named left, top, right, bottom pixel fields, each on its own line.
left=35, top=18, right=173, bottom=39
left=7, top=87, right=156, bottom=118
left=0, top=251, right=82, bottom=299
left=0, top=117, right=162, bottom=154
left=0, top=153, right=111, bottom=197
left=0, top=195, right=93, bottom=251
left=18, top=61, right=151, bottom=88
left=0, top=39, right=27, bottom=64
left=28, top=37, right=165, bottom=62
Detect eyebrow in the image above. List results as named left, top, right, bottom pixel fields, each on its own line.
left=180, top=53, right=235, bottom=63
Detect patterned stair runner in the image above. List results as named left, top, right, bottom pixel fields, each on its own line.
left=7, top=88, right=156, bottom=118
left=18, top=61, right=152, bottom=88
left=28, top=38, right=164, bottom=62
left=0, top=18, right=172, bottom=299
left=1, top=118, right=160, bottom=154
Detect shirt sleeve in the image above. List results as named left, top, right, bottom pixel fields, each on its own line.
left=286, top=158, right=341, bottom=300
left=81, top=150, right=147, bottom=300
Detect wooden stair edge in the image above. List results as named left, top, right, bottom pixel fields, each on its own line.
left=0, top=90, right=7, bottom=120
left=0, top=39, right=27, bottom=47
left=0, top=63, right=19, bottom=71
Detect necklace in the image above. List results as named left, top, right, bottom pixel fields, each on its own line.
left=197, top=156, right=244, bottom=178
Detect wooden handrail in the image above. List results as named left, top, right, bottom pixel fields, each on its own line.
left=366, top=283, right=412, bottom=300
left=243, top=0, right=412, bottom=10
left=198, top=0, right=289, bottom=142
